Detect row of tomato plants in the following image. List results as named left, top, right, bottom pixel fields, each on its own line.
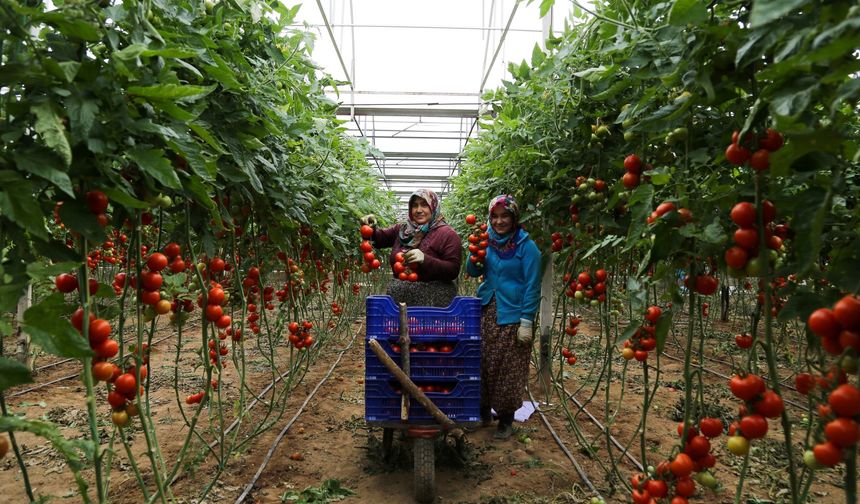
left=0, top=0, right=397, bottom=502
left=450, top=0, right=858, bottom=502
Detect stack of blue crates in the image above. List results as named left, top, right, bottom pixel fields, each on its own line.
left=364, top=295, right=482, bottom=423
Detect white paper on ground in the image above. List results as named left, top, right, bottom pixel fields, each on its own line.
left=490, top=401, right=539, bottom=423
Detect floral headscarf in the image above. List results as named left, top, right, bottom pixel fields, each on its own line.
left=487, top=194, right=521, bottom=260
left=399, top=189, right=445, bottom=247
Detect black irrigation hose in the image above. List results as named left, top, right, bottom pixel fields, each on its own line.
left=526, top=387, right=601, bottom=497
left=7, top=334, right=174, bottom=399
left=233, top=330, right=357, bottom=504
left=663, top=341, right=800, bottom=394
left=657, top=351, right=807, bottom=410
left=557, top=385, right=645, bottom=472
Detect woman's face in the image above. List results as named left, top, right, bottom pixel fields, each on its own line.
left=490, top=206, right=514, bottom=235
left=410, top=197, right=432, bottom=225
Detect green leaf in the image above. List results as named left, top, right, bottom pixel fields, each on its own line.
left=749, top=0, right=809, bottom=28
left=100, top=187, right=149, bottom=209
left=0, top=357, right=34, bottom=393
left=655, top=311, right=673, bottom=353
left=40, top=13, right=100, bottom=41
left=778, top=289, right=823, bottom=323
left=32, top=102, right=72, bottom=168
left=0, top=415, right=94, bottom=497
left=127, top=148, right=182, bottom=190
left=0, top=171, right=49, bottom=240
left=127, top=84, right=216, bottom=101
left=58, top=198, right=107, bottom=243
left=617, top=321, right=642, bottom=346
left=43, top=59, right=81, bottom=83
left=668, top=0, right=708, bottom=26
left=791, top=187, right=829, bottom=275
left=15, top=148, right=74, bottom=197
left=539, top=0, right=555, bottom=18
left=66, top=95, right=99, bottom=141
left=769, top=77, right=818, bottom=120
left=23, top=293, right=92, bottom=358
left=26, top=261, right=80, bottom=282
left=700, top=219, right=727, bottom=244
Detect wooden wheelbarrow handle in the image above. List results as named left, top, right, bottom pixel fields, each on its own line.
left=367, top=338, right=465, bottom=441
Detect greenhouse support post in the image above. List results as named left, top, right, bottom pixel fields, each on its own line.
left=538, top=252, right=553, bottom=398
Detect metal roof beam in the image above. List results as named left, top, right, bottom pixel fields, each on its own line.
left=336, top=106, right=478, bottom=118
left=382, top=151, right=461, bottom=159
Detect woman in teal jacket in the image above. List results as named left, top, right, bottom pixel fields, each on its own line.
left=466, top=194, right=541, bottom=438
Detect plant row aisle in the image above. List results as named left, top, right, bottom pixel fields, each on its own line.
left=0, top=0, right=397, bottom=502
left=449, top=0, right=859, bottom=503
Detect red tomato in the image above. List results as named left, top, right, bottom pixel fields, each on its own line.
left=808, top=308, right=841, bottom=339
left=622, top=172, right=640, bottom=188
left=813, top=441, right=842, bottom=467
left=93, top=362, right=115, bottom=382
left=739, top=414, right=768, bottom=439
left=759, top=129, right=784, bottom=151
left=146, top=253, right=168, bottom=272
left=624, top=154, right=642, bottom=174
left=216, top=315, right=232, bottom=329
left=735, top=333, right=753, bottom=349
left=645, top=306, right=662, bottom=323
left=795, top=373, right=815, bottom=395
left=85, top=190, right=109, bottom=214
left=141, top=271, right=163, bottom=291
left=360, top=225, right=374, bottom=239
left=163, top=242, right=181, bottom=259
left=754, top=390, right=785, bottom=418
left=55, top=273, right=78, bottom=293
left=88, top=319, right=111, bottom=346
left=669, top=453, right=694, bottom=477
left=114, top=373, right=137, bottom=395
left=209, top=258, right=226, bottom=273
left=828, top=384, right=860, bottom=417
left=729, top=374, right=765, bottom=401
left=833, top=295, right=860, bottom=330
left=825, top=417, right=859, bottom=447
left=725, top=143, right=750, bottom=165
left=208, top=288, right=225, bottom=306
left=749, top=149, right=770, bottom=171
left=699, top=417, right=723, bottom=438
left=465, top=214, right=476, bottom=225
left=360, top=241, right=373, bottom=253
left=694, top=275, right=718, bottom=295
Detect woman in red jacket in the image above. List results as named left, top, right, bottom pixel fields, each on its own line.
left=360, top=189, right=462, bottom=307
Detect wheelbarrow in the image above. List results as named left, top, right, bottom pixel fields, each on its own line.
left=365, top=301, right=477, bottom=503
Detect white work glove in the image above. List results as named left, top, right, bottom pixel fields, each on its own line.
left=516, top=319, right=534, bottom=345
left=403, top=249, right=425, bottom=265
left=360, top=214, right=378, bottom=227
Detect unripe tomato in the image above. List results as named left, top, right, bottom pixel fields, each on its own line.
left=112, top=410, right=130, bottom=427
left=726, top=435, right=750, bottom=456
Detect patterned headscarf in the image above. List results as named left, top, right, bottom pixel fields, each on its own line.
left=487, top=194, right=521, bottom=259
left=399, top=189, right=445, bottom=247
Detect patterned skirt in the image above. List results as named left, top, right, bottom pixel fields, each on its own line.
left=385, top=279, right=458, bottom=308
left=480, top=299, right=531, bottom=415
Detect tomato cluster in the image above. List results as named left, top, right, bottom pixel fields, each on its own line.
left=724, top=373, right=785, bottom=456
left=799, top=295, right=860, bottom=467
left=646, top=201, right=692, bottom=227
left=101, top=343, right=150, bottom=427
left=359, top=225, right=382, bottom=273
left=724, top=200, right=788, bottom=277
left=563, top=268, right=608, bottom=305
left=568, top=175, right=609, bottom=224
left=393, top=252, right=419, bottom=282
left=621, top=305, right=662, bottom=362
left=465, top=215, right=489, bottom=267
left=724, top=128, right=784, bottom=171
left=622, top=154, right=643, bottom=189
left=390, top=341, right=454, bottom=353
left=287, top=321, right=315, bottom=350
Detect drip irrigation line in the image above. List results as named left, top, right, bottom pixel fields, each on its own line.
left=7, top=334, right=174, bottom=399
left=526, top=387, right=600, bottom=496
left=233, top=331, right=356, bottom=503
left=557, top=384, right=645, bottom=472
left=657, top=351, right=807, bottom=410
left=663, top=341, right=800, bottom=394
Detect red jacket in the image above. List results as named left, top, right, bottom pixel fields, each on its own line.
left=372, top=223, right=462, bottom=281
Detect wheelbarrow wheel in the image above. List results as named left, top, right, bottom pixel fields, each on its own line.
left=413, top=437, right=435, bottom=503
left=381, top=428, right=394, bottom=460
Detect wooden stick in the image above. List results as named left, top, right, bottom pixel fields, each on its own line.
left=399, top=303, right=410, bottom=421
left=367, top=339, right=465, bottom=440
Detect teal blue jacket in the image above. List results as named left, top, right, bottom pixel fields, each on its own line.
left=466, top=230, right=542, bottom=325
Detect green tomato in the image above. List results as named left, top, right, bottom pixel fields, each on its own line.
left=624, top=131, right=636, bottom=142
left=727, top=435, right=750, bottom=456
left=590, top=299, right=599, bottom=307
left=842, top=356, right=858, bottom=373
left=695, top=470, right=718, bottom=489
left=143, top=309, right=155, bottom=323
left=571, top=194, right=581, bottom=204
left=586, top=178, right=596, bottom=186
left=745, top=257, right=764, bottom=277
left=574, top=291, right=584, bottom=300
left=157, top=194, right=173, bottom=208
left=587, top=191, right=598, bottom=201
left=596, top=125, right=610, bottom=137
left=197, top=262, right=206, bottom=272
left=590, top=134, right=600, bottom=143
left=803, top=449, right=819, bottom=470
left=205, top=0, right=215, bottom=12
left=671, top=127, right=688, bottom=141
left=577, top=184, right=589, bottom=194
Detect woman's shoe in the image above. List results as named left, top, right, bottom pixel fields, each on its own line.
left=480, top=406, right=493, bottom=427
left=493, top=413, right=514, bottom=439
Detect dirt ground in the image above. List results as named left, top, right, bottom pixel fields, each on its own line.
left=0, top=313, right=854, bottom=503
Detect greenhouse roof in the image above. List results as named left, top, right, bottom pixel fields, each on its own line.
left=293, top=0, right=577, bottom=215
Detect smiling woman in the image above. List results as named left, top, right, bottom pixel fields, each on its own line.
left=360, top=189, right=462, bottom=307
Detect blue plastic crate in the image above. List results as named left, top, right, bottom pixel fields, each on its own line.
left=365, top=296, right=481, bottom=341
left=365, top=338, right=481, bottom=381
left=365, top=379, right=481, bottom=423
